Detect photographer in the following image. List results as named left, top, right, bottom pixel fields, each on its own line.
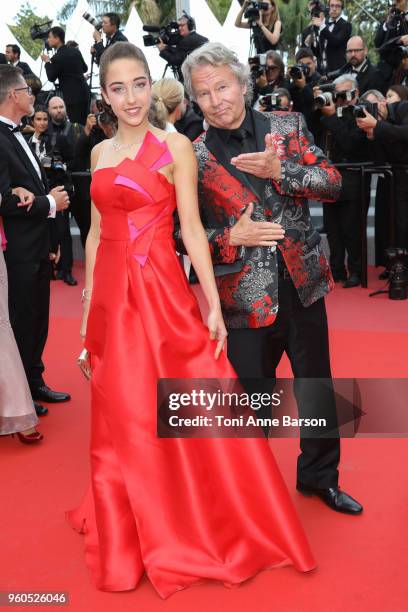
left=317, top=74, right=371, bottom=287
left=356, top=89, right=408, bottom=252
left=92, top=13, right=128, bottom=66
left=256, top=87, right=293, bottom=112
left=252, top=50, right=290, bottom=105
left=392, top=46, right=408, bottom=85
left=42, top=27, right=90, bottom=125
left=378, top=31, right=408, bottom=86
left=288, top=48, right=322, bottom=135
left=303, top=0, right=351, bottom=73
left=341, top=36, right=387, bottom=95
left=375, top=0, right=408, bottom=49
left=46, top=96, right=84, bottom=285
left=157, top=13, right=208, bottom=70
left=5, top=45, right=32, bottom=77
left=75, top=98, right=116, bottom=171
left=235, top=0, right=282, bottom=53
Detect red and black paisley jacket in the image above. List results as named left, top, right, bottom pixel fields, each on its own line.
left=176, top=110, right=341, bottom=329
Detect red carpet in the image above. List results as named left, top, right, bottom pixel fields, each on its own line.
left=1, top=263, right=407, bottom=611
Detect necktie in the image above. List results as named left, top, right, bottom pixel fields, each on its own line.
left=9, top=124, right=23, bottom=133
left=230, top=127, right=252, bottom=154
left=229, top=128, right=264, bottom=197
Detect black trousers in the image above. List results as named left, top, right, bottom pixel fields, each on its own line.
left=69, top=185, right=91, bottom=249
left=374, top=176, right=390, bottom=267
left=66, top=101, right=89, bottom=126
left=6, top=259, right=51, bottom=391
left=55, top=210, right=74, bottom=273
left=227, top=278, right=340, bottom=489
left=394, top=170, right=408, bottom=250
left=323, top=198, right=362, bottom=277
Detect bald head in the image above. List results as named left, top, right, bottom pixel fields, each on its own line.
left=48, top=96, right=67, bottom=124
left=346, top=36, right=367, bottom=67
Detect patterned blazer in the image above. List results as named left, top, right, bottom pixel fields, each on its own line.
left=175, top=110, right=341, bottom=329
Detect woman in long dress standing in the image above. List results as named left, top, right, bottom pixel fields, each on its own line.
left=0, top=190, right=43, bottom=443
left=67, top=42, right=316, bottom=599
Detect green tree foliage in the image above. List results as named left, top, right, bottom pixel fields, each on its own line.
left=346, top=0, right=389, bottom=62
left=8, top=2, right=51, bottom=59
left=278, top=0, right=310, bottom=59
left=207, top=0, right=232, bottom=23
left=58, top=1, right=134, bottom=24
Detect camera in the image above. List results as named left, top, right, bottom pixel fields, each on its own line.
left=43, top=151, right=74, bottom=199
left=259, top=93, right=288, bottom=112
left=30, top=21, right=52, bottom=47
left=244, top=2, right=270, bottom=22
left=334, top=89, right=357, bottom=103
left=248, top=53, right=268, bottom=77
left=314, top=83, right=336, bottom=108
left=82, top=12, right=102, bottom=31
left=289, top=64, right=311, bottom=80
left=385, top=247, right=408, bottom=299
left=310, top=1, right=327, bottom=18
left=353, top=101, right=379, bottom=119
left=142, top=22, right=181, bottom=47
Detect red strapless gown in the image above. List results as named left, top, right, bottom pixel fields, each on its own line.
left=66, top=131, right=316, bottom=598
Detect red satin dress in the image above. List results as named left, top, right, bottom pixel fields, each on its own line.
left=66, top=131, right=316, bottom=599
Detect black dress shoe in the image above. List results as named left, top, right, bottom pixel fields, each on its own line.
left=343, top=274, right=361, bottom=288
left=297, top=482, right=363, bottom=515
left=63, top=272, right=78, bottom=286
left=32, top=385, right=71, bottom=403
left=34, top=402, right=49, bottom=417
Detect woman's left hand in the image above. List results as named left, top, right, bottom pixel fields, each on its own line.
left=207, top=307, right=228, bottom=360
left=12, top=187, right=35, bottom=210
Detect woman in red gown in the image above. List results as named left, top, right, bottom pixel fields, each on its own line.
left=67, top=42, right=316, bottom=599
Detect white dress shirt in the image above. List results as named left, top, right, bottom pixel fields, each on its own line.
left=0, top=115, right=56, bottom=217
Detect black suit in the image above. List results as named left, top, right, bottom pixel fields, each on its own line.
left=44, top=46, right=90, bottom=125
left=159, top=31, right=208, bottom=68
left=373, top=101, right=408, bottom=250
left=0, top=121, right=56, bottom=392
left=320, top=18, right=352, bottom=73
left=342, top=60, right=387, bottom=95
left=94, top=30, right=128, bottom=65
left=320, top=111, right=371, bottom=278
left=15, top=60, right=33, bottom=76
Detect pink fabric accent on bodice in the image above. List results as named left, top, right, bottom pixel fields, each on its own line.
left=91, top=131, right=176, bottom=267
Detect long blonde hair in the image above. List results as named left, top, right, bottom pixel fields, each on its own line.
left=151, top=79, right=185, bottom=129
left=263, top=1, right=280, bottom=29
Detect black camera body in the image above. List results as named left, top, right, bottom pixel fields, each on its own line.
left=43, top=152, right=74, bottom=200
left=30, top=21, right=52, bottom=50
left=385, top=247, right=408, bottom=299
left=244, top=1, right=270, bottom=22
left=143, top=22, right=181, bottom=47
left=289, top=64, right=311, bottom=80
left=259, top=93, right=288, bottom=112
left=353, top=101, right=379, bottom=119
left=249, top=53, right=268, bottom=77
left=314, top=83, right=336, bottom=108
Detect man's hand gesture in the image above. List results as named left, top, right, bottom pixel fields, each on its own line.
left=229, top=202, right=285, bottom=247
left=231, top=133, right=281, bottom=181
